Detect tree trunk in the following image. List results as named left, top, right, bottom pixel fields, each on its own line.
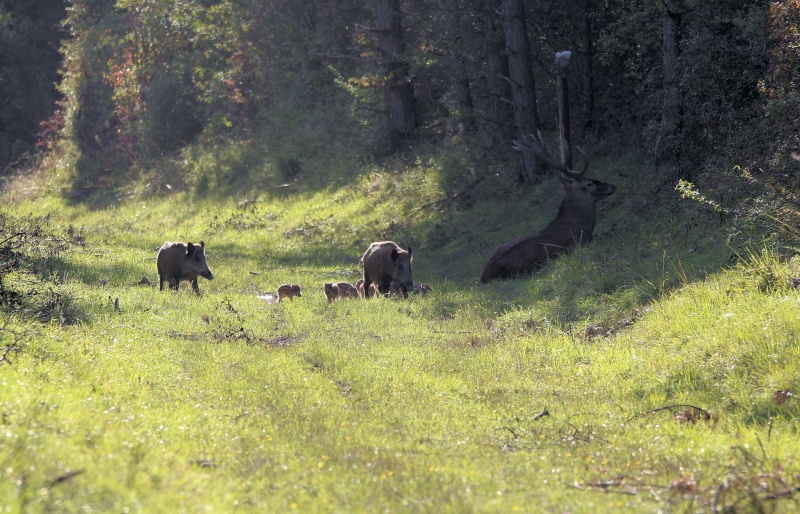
left=449, top=0, right=477, bottom=135
left=581, top=0, right=594, bottom=132
left=655, top=0, right=683, bottom=181
left=557, top=74, right=572, bottom=168
left=374, top=0, right=416, bottom=146
left=502, top=0, right=540, bottom=183
left=477, top=0, right=514, bottom=146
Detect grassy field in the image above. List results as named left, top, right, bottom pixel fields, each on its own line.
left=1, top=153, right=799, bottom=513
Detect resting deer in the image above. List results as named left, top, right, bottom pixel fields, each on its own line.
left=478, top=133, right=616, bottom=283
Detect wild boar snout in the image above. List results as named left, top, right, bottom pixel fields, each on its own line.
left=390, top=247, right=413, bottom=294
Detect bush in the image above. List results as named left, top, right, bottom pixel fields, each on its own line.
left=0, top=213, right=84, bottom=323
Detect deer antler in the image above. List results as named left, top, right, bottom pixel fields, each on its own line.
left=511, top=131, right=589, bottom=180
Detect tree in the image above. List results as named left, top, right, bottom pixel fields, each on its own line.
left=502, top=0, right=540, bottom=182
left=476, top=0, right=514, bottom=147
left=447, top=0, right=477, bottom=135
left=655, top=0, right=685, bottom=182
left=581, top=0, right=594, bottom=131
left=0, top=0, right=66, bottom=172
left=374, top=0, right=417, bottom=146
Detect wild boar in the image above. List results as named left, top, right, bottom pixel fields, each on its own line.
left=324, top=282, right=339, bottom=303
left=361, top=241, right=413, bottom=298
left=277, top=283, right=302, bottom=302
left=335, top=282, right=359, bottom=300
left=157, top=241, right=214, bottom=294
left=356, top=279, right=365, bottom=298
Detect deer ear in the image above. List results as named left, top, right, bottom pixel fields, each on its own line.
left=560, top=176, right=577, bottom=187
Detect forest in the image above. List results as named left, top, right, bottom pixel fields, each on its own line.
left=2, top=1, right=800, bottom=512
left=0, top=0, right=796, bottom=202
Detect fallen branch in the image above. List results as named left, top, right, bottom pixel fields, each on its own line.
left=0, top=345, right=21, bottom=365
left=628, top=404, right=711, bottom=423
left=495, top=426, right=518, bottom=440
left=767, top=486, right=800, bottom=500
left=413, top=176, right=485, bottom=214
left=533, top=406, right=550, bottom=421
left=50, top=470, right=84, bottom=487
left=572, top=482, right=638, bottom=496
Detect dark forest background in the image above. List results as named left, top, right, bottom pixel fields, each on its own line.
left=1, top=1, right=799, bottom=221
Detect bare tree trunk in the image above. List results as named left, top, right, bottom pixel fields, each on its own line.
left=557, top=74, right=572, bottom=168
left=374, top=0, right=416, bottom=146
left=477, top=0, right=514, bottom=146
left=655, top=0, right=684, bottom=181
left=450, top=0, right=477, bottom=135
left=581, top=0, right=594, bottom=132
left=502, top=0, right=540, bottom=183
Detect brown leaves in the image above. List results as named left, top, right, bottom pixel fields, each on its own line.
left=669, top=475, right=697, bottom=495
left=674, top=407, right=712, bottom=425
left=772, top=389, right=793, bottom=405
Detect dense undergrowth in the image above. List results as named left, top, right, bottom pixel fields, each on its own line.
left=1, top=146, right=799, bottom=512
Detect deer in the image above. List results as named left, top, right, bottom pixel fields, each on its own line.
left=478, top=133, right=616, bottom=283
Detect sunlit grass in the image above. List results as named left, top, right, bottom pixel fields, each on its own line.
left=2, top=157, right=799, bottom=512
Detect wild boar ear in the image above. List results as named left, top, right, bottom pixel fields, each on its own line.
left=407, top=246, right=413, bottom=259
left=200, top=241, right=205, bottom=248
left=391, top=248, right=399, bottom=262
left=187, top=242, right=195, bottom=256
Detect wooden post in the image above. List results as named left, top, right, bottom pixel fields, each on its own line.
left=557, top=73, right=572, bottom=168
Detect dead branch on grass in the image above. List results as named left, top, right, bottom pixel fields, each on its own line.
left=628, top=404, right=712, bottom=423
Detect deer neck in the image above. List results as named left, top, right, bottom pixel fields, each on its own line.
left=555, top=196, right=597, bottom=232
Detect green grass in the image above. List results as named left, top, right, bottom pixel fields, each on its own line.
left=1, top=155, right=799, bottom=513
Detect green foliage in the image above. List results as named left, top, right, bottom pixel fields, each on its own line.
left=12, top=0, right=789, bottom=233
left=0, top=212, right=84, bottom=323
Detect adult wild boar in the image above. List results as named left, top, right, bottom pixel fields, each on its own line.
left=361, top=241, right=413, bottom=298
left=157, top=241, right=215, bottom=294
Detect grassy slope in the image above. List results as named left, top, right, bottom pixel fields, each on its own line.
left=1, top=152, right=799, bottom=513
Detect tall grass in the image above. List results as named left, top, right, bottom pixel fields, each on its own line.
left=1, top=152, right=799, bottom=512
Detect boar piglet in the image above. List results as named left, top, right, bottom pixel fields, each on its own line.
left=277, top=284, right=302, bottom=302
left=335, top=282, right=359, bottom=300
left=324, top=282, right=339, bottom=303
left=157, top=241, right=215, bottom=294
